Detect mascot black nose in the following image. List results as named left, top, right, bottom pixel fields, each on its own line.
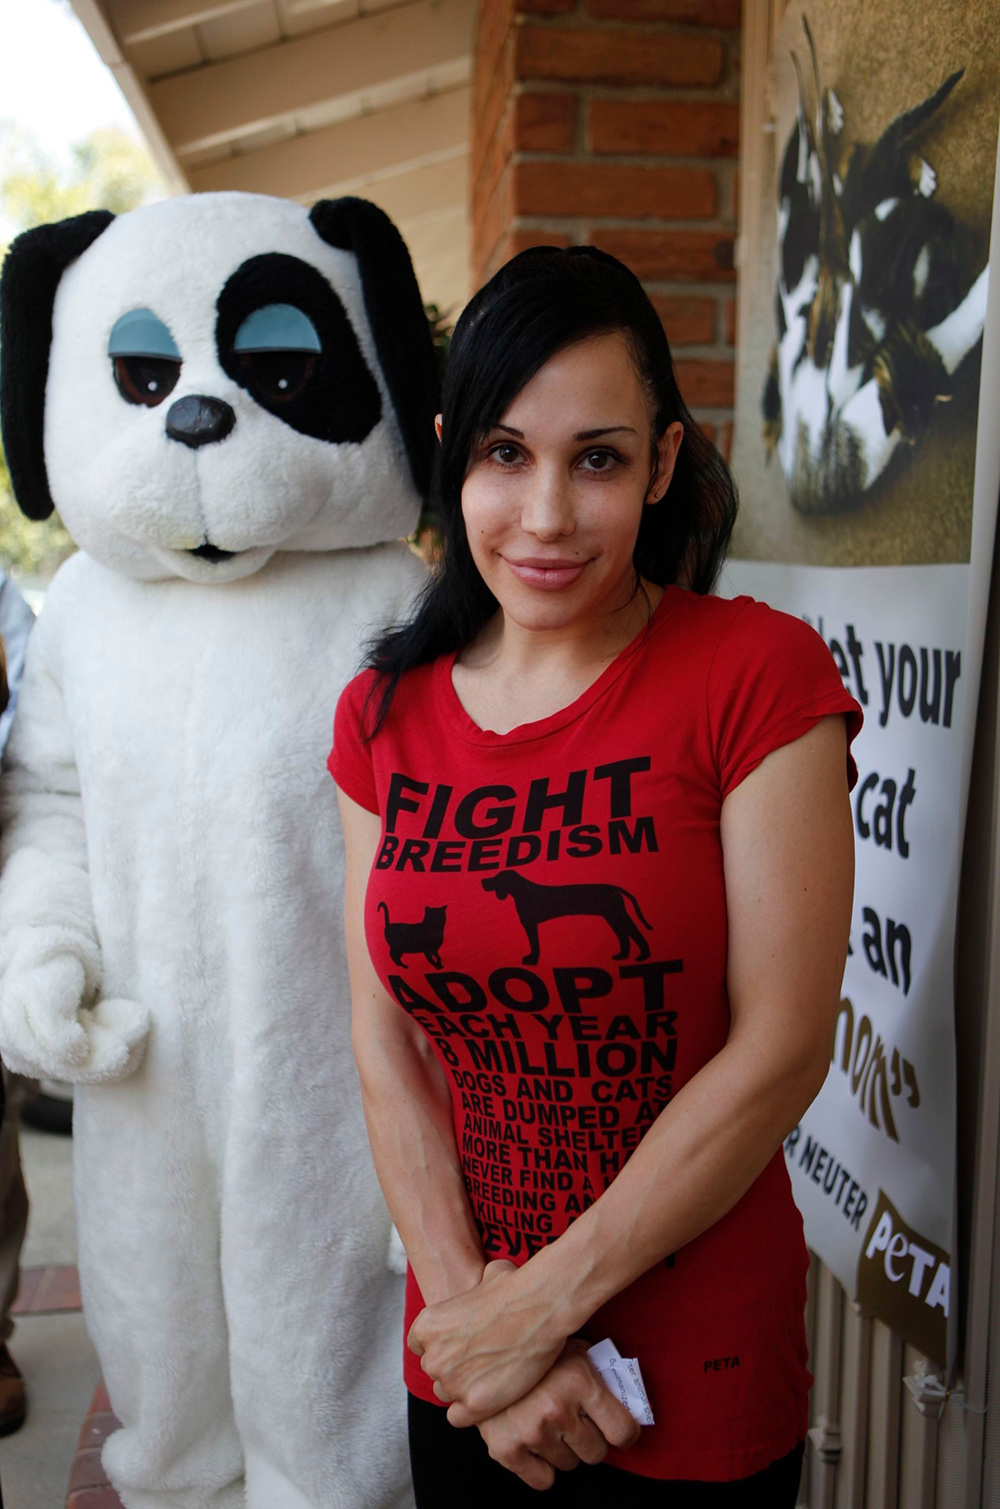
left=165, top=395, right=236, bottom=449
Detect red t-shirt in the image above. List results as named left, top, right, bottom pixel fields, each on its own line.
left=329, top=588, right=861, bottom=1482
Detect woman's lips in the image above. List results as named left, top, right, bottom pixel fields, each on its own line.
left=503, top=557, right=587, bottom=589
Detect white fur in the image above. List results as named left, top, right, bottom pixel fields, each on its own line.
left=0, top=193, right=428, bottom=1507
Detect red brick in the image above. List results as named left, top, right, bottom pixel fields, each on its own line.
left=514, top=92, right=577, bottom=153
left=10, top=1266, right=41, bottom=1315
left=517, top=0, right=577, bottom=11
left=32, top=1263, right=81, bottom=1313
left=590, top=99, right=739, bottom=157
left=474, top=165, right=517, bottom=285
left=586, top=0, right=742, bottom=23
left=68, top=1447, right=112, bottom=1493
left=515, top=161, right=715, bottom=218
left=472, top=1, right=517, bottom=154
left=717, top=420, right=733, bottom=460
left=77, top=1410, right=121, bottom=1453
left=66, top=1491, right=124, bottom=1509
left=698, top=421, right=717, bottom=444
left=472, top=105, right=515, bottom=228
left=723, top=297, right=736, bottom=345
left=674, top=357, right=735, bottom=407
left=518, top=24, right=722, bottom=86
left=484, top=227, right=573, bottom=282
left=591, top=227, right=735, bottom=280
left=649, top=295, right=717, bottom=345
left=509, top=229, right=573, bottom=254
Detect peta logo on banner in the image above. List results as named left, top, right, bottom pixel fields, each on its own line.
left=857, top=1191, right=950, bottom=1364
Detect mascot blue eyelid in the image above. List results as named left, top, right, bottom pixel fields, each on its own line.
left=0, top=191, right=436, bottom=1509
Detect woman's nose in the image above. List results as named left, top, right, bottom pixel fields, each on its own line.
left=520, top=465, right=575, bottom=538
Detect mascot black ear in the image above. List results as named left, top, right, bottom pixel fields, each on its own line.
left=309, top=197, right=440, bottom=499
left=0, top=209, right=114, bottom=521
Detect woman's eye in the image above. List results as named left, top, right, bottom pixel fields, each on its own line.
left=490, top=443, right=523, bottom=465
left=237, top=350, right=317, bottom=403
left=581, top=449, right=618, bottom=472
left=113, top=355, right=181, bottom=407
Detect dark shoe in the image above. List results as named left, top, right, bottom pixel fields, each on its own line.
left=0, top=1344, right=25, bottom=1435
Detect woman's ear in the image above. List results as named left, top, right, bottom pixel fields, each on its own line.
left=647, top=421, right=684, bottom=505
left=434, top=413, right=443, bottom=443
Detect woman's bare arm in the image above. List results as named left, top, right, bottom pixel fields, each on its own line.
left=337, top=788, right=484, bottom=1306
left=408, top=715, right=855, bottom=1423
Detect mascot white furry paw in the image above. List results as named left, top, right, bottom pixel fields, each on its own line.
left=0, top=192, right=436, bottom=1509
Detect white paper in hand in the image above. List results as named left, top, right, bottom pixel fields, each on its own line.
left=587, top=1337, right=655, bottom=1426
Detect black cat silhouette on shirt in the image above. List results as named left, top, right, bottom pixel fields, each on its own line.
left=378, top=901, right=447, bottom=968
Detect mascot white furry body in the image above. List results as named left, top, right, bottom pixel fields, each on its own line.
left=0, top=193, right=435, bottom=1508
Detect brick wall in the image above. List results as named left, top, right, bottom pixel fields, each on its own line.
left=469, top=0, right=740, bottom=453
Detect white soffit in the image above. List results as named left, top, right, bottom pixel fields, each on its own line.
left=70, top=0, right=474, bottom=307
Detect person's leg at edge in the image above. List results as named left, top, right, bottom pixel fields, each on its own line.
left=0, top=1069, right=28, bottom=1436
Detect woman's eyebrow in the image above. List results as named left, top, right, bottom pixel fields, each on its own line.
left=487, top=423, right=636, bottom=440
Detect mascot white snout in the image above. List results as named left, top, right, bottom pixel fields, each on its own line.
left=0, top=192, right=434, bottom=1508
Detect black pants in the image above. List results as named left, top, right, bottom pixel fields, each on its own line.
left=408, top=1395, right=804, bottom=1508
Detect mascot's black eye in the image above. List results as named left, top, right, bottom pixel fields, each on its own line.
left=216, top=262, right=381, bottom=445
left=113, top=355, right=181, bottom=407
left=236, top=350, right=316, bottom=403
left=232, top=304, right=321, bottom=405
left=108, top=308, right=182, bottom=409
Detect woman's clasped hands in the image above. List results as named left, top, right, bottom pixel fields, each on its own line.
left=407, top=1260, right=640, bottom=1489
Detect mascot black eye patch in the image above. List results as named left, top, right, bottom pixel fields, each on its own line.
left=215, top=253, right=381, bottom=444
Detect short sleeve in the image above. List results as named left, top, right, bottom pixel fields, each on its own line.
left=709, top=599, right=863, bottom=799
left=328, top=670, right=380, bottom=814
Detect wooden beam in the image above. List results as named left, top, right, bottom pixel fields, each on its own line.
left=69, top=1, right=190, bottom=193
left=150, top=0, right=475, bottom=155
left=107, top=0, right=265, bottom=46
left=187, top=85, right=470, bottom=199
left=313, top=154, right=469, bottom=227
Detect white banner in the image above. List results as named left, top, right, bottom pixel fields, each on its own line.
left=728, top=0, right=1000, bottom=1360
left=721, top=561, right=970, bottom=1361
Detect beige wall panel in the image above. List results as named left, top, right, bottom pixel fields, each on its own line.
left=899, top=1348, right=939, bottom=1509
left=836, top=1302, right=873, bottom=1509
left=932, top=1394, right=967, bottom=1509
left=187, top=86, right=469, bottom=198
left=108, top=0, right=262, bottom=45
left=807, top=1264, right=843, bottom=1509
left=149, top=0, right=474, bottom=153
left=397, top=204, right=469, bottom=312
left=866, top=1321, right=903, bottom=1508
left=196, top=1, right=281, bottom=57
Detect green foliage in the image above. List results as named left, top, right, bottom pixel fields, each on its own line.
left=0, top=124, right=166, bottom=579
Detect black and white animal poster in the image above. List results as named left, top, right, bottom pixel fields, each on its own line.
left=727, top=0, right=1000, bottom=1365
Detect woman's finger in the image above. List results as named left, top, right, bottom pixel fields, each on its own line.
left=561, top=1412, right=610, bottom=1466
left=579, top=1381, right=641, bottom=1451
left=480, top=1419, right=556, bottom=1491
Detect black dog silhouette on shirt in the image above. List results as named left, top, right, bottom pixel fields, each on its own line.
left=481, top=870, right=651, bottom=964
left=378, top=902, right=447, bottom=968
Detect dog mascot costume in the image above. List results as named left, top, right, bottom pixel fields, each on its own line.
left=0, top=192, right=436, bottom=1508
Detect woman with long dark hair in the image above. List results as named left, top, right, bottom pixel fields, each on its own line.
left=330, top=247, right=861, bottom=1506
